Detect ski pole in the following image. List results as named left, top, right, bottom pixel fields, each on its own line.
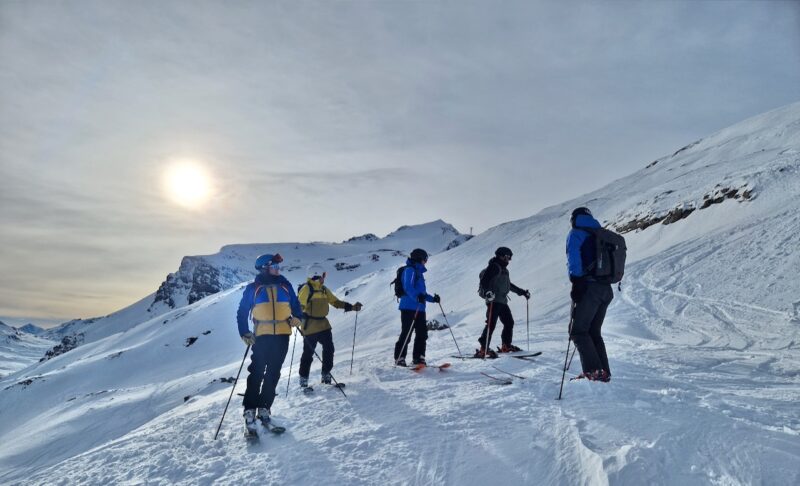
left=396, top=303, right=420, bottom=366
left=483, top=300, right=494, bottom=361
left=298, top=329, right=348, bottom=399
left=286, top=328, right=298, bottom=397
left=566, top=346, right=577, bottom=371
left=557, top=302, right=577, bottom=400
left=350, top=310, right=359, bottom=376
left=437, top=302, right=463, bottom=358
left=214, top=344, right=250, bottom=440
left=526, top=297, right=530, bottom=352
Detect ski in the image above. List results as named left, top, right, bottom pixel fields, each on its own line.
left=480, top=372, right=512, bottom=385
left=451, top=352, right=539, bottom=360
left=324, top=382, right=346, bottom=389
left=264, top=422, right=286, bottom=434
left=301, top=386, right=314, bottom=393
left=490, top=365, right=526, bottom=380
left=260, top=419, right=286, bottom=435
left=412, top=362, right=451, bottom=372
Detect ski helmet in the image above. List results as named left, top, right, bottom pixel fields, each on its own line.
left=307, top=264, right=326, bottom=281
left=254, top=253, right=283, bottom=270
left=570, top=207, right=592, bottom=227
left=410, top=248, right=429, bottom=263
left=495, top=247, right=513, bottom=258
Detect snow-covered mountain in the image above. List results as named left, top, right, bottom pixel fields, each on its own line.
left=18, top=323, right=45, bottom=335
left=0, top=321, right=54, bottom=378
left=39, top=220, right=470, bottom=356
left=1, top=103, right=799, bottom=485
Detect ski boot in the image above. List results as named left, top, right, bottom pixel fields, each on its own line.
left=321, top=373, right=332, bottom=385
left=575, top=370, right=611, bottom=382
left=395, top=357, right=408, bottom=367
left=299, top=376, right=309, bottom=388
left=411, top=356, right=426, bottom=366
left=256, top=408, right=271, bottom=427
left=474, top=347, right=498, bottom=359
left=498, top=343, right=522, bottom=353
left=243, top=409, right=258, bottom=438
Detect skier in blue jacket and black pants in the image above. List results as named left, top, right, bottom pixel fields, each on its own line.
left=394, top=248, right=440, bottom=367
left=567, top=207, right=613, bottom=382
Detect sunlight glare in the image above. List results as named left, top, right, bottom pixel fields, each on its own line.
left=163, top=160, right=213, bottom=209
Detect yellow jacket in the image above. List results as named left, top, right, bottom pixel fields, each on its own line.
left=297, top=279, right=349, bottom=335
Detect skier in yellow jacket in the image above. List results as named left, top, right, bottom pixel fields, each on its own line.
left=297, top=264, right=362, bottom=388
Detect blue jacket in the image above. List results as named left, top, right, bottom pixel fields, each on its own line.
left=237, top=273, right=303, bottom=336
left=566, top=214, right=601, bottom=278
left=398, top=259, right=434, bottom=312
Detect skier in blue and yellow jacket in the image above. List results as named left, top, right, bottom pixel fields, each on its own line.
left=236, top=253, right=303, bottom=435
left=393, top=248, right=440, bottom=367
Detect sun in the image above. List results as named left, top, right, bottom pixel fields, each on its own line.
left=162, top=160, right=213, bottom=209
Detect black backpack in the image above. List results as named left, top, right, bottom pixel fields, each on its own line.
left=477, top=262, right=500, bottom=298
left=578, top=227, right=627, bottom=284
left=391, top=265, right=414, bottom=299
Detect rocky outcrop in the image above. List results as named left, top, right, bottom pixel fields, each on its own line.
left=613, top=183, right=754, bottom=234
left=40, top=334, right=84, bottom=362
left=151, top=257, right=253, bottom=310
left=345, top=233, right=379, bottom=243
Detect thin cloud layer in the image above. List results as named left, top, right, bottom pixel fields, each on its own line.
left=1, top=0, right=798, bottom=320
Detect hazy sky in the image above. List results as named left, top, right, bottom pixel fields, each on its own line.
left=1, top=0, right=798, bottom=324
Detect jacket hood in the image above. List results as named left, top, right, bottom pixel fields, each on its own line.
left=406, top=258, right=427, bottom=273
left=490, top=256, right=508, bottom=268
left=573, top=214, right=601, bottom=229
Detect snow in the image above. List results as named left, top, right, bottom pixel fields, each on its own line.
left=1, top=103, right=799, bottom=485
left=0, top=321, right=54, bottom=377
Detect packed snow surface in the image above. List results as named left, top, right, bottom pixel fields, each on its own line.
left=1, top=104, right=799, bottom=485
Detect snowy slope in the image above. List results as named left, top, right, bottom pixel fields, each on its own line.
left=41, top=220, right=469, bottom=350
left=1, top=103, right=799, bottom=485
left=0, top=322, right=54, bottom=378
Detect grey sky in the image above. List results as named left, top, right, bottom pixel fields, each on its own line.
left=1, top=0, right=798, bottom=323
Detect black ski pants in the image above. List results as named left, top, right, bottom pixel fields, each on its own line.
left=242, top=334, right=289, bottom=411
left=394, top=309, right=427, bottom=362
left=298, top=329, right=334, bottom=378
left=478, top=302, right=514, bottom=348
left=571, top=282, right=613, bottom=375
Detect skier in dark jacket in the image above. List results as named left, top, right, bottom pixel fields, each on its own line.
left=394, top=248, right=440, bottom=367
left=236, top=253, right=303, bottom=436
left=475, top=247, right=531, bottom=358
left=566, top=207, right=613, bottom=382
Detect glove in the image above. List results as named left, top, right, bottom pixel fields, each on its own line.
left=570, top=279, right=588, bottom=302
left=241, top=332, right=256, bottom=346
left=523, top=290, right=531, bottom=300
left=432, top=294, right=441, bottom=303
left=289, top=317, right=303, bottom=328
left=417, top=294, right=426, bottom=303
left=344, top=303, right=353, bottom=312
left=484, top=291, right=495, bottom=302
left=353, top=302, right=363, bottom=311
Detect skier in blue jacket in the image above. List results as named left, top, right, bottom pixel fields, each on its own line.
left=566, top=207, right=613, bottom=382
left=393, top=248, right=440, bottom=366
left=236, top=253, right=303, bottom=436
